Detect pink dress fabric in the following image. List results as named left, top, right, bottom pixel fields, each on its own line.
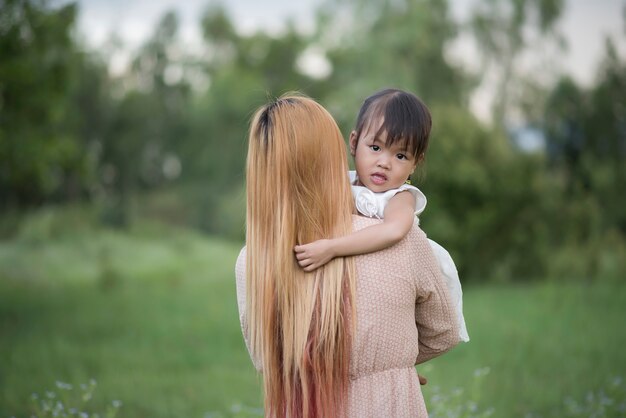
left=235, top=216, right=460, bottom=417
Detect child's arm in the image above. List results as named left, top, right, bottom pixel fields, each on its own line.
left=294, top=191, right=416, bottom=271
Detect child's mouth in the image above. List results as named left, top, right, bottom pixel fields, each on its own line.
left=371, top=173, right=387, bottom=185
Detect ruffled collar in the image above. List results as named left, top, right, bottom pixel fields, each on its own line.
left=348, top=171, right=427, bottom=218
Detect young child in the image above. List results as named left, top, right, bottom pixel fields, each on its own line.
left=294, top=88, right=469, bottom=343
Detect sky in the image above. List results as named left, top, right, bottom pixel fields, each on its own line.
left=70, top=0, right=625, bottom=121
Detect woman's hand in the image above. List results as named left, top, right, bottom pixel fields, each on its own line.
left=294, top=239, right=336, bottom=271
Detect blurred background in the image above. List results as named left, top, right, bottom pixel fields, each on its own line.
left=1, top=0, right=625, bottom=416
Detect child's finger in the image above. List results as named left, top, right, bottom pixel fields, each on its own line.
left=295, top=251, right=308, bottom=261
left=294, top=245, right=304, bottom=253
left=298, top=258, right=313, bottom=268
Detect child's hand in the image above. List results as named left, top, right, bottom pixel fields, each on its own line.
left=294, top=239, right=335, bottom=271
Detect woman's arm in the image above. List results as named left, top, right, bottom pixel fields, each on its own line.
left=235, top=247, right=263, bottom=372
left=294, top=191, right=416, bottom=271
left=413, top=241, right=461, bottom=364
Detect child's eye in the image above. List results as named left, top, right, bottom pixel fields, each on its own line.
left=396, top=153, right=407, bottom=160
left=370, top=145, right=380, bottom=151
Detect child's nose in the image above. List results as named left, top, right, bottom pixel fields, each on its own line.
left=376, top=154, right=391, bottom=169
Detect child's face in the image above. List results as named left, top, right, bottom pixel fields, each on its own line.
left=349, top=124, right=417, bottom=193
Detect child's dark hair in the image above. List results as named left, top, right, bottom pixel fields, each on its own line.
left=353, top=88, right=432, bottom=161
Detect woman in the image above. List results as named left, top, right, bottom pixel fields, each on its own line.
left=235, top=94, right=459, bottom=417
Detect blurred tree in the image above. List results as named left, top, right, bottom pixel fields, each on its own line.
left=316, top=0, right=471, bottom=131
left=126, top=10, right=190, bottom=188
left=98, top=11, right=191, bottom=226
left=200, top=3, right=238, bottom=74
left=1, top=0, right=622, bottom=281
left=423, top=105, right=556, bottom=281
left=544, top=39, right=626, bottom=231
left=586, top=39, right=626, bottom=227
left=540, top=36, right=626, bottom=279
left=176, top=4, right=320, bottom=235
left=0, top=0, right=87, bottom=208
left=470, top=0, right=565, bottom=127
left=310, top=0, right=549, bottom=280
left=543, top=76, right=586, bottom=187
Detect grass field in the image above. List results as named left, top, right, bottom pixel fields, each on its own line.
left=1, top=210, right=625, bottom=417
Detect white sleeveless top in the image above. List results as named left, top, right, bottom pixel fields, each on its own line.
left=349, top=171, right=428, bottom=220
left=349, top=171, right=470, bottom=342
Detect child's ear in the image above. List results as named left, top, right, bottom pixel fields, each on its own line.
left=349, top=131, right=358, bottom=156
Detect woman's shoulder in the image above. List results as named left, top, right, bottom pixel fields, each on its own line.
left=351, top=215, right=427, bottom=244
left=350, top=216, right=432, bottom=283
left=235, top=246, right=247, bottom=281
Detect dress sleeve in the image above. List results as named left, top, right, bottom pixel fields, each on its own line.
left=381, top=184, right=428, bottom=218
left=428, top=238, right=470, bottom=342
left=411, top=229, right=461, bottom=364
left=235, top=247, right=263, bottom=372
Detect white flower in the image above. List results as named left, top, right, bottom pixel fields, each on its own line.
left=353, top=187, right=381, bottom=218
left=473, top=366, right=491, bottom=378
left=55, top=381, right=73, bottom=390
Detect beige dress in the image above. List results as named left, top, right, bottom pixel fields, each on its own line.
left=235, top=216, right=460, bottom=417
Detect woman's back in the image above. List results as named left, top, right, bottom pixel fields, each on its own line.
left=236, top=215, right=458, bottom=417
left=346, top=216, right=458, bottom=417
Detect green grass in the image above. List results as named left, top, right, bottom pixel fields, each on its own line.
left=1, top=209, right=625, bottom=417
left=420, top=282, right=626, bottom=417
left=0, top=214, right=262, bottom=417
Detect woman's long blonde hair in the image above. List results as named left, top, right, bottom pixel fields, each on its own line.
left=246, top=94, right=356, bottom=418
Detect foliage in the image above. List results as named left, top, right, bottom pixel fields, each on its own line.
left=1, top=0, right=625, bottom=281
left=469, top=0, right=566, bottom=127
left=422, top=105, right=557, bottom=281
left=319, top=0, right=468, bottom=110
left=540, top=39, right=626, bottom=280
left=0, top=0, right=88, bottom=207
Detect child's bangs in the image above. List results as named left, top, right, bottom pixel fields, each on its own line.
left=355, top=89, right=431, bottom=161
left=368, top=100, right=421, bottom=159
